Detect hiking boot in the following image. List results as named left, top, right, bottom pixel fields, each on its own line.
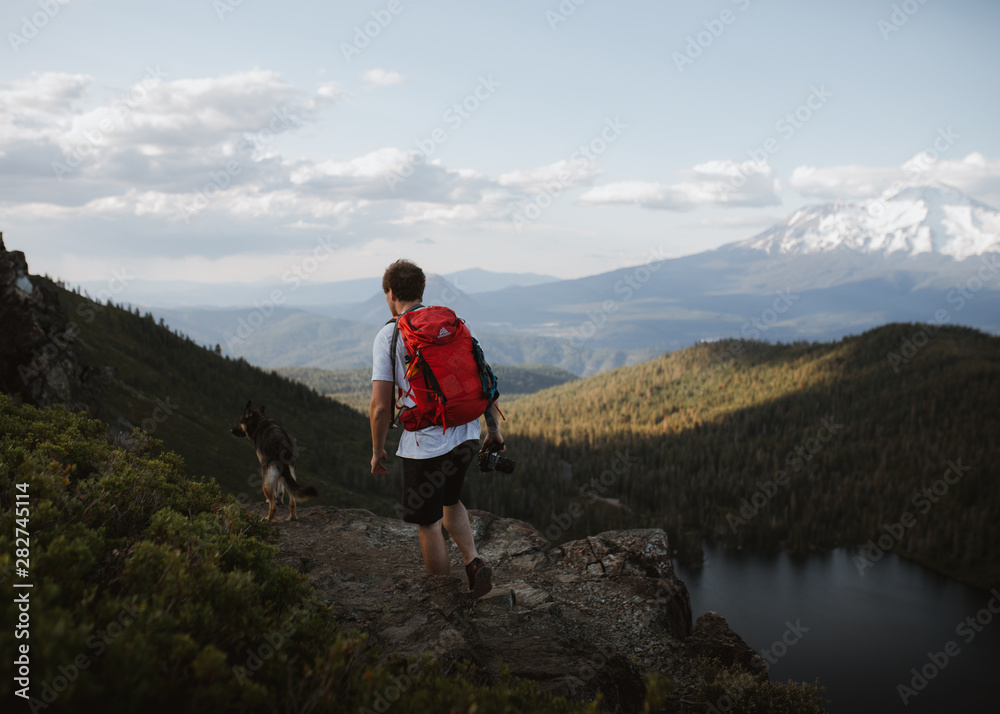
left=465, top=557, right=492, bottom=598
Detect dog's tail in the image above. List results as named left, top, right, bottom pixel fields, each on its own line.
left=280, top=464, right=318, bottom=501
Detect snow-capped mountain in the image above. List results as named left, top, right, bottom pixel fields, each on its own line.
left=739, top=185, right=1000, bottom=260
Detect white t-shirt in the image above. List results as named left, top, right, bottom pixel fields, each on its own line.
left=371, top=311, right=482, bottom=459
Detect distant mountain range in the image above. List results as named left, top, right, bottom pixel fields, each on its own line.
left=140, top=185, right=1000, bottom=376
left=79, top=267, right=559, bottom=310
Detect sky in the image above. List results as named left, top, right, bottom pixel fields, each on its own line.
left=2, top=0, right=999, bottom=297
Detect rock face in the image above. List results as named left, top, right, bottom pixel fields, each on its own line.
left=258, top=504, right=766, bottom=713
left=0, top=234, right=110, bottom=410
left=685, top=612, right=769, bottom=680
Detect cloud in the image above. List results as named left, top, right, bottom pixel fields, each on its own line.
left=0, top=68, right=354, bottom=212
left=2, top=68, right=736, bottom=266
left=789, top=164, right=904, bottom=200
left=363, top=69, right=404, bottom=87
left=0, top=72, right=91, bottom=119
left=790, top=152, right=1000, bottom=205
left=497, top=159, right=601, bottom=193
left=578, top=160, right=781, bottom=210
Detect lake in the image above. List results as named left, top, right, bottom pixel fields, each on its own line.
left=673, top=543, right=1000, bottom=713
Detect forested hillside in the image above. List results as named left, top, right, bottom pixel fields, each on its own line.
left=463, top=325, right=1000, bottom=590
left=52, top=282, right=399, bottom=513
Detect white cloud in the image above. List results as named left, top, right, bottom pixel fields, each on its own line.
left=790, top=152, right=1000, bottom=206
left=790, top=164, right=903, bottom=200
left=578, top=160, right=781, bottom=210
left=363, top=69, right=404, bottom=87
left=497, top=159, right=601, bottom=193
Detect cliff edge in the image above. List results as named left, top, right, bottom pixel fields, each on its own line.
left=254, top=503, right=769, bottom=712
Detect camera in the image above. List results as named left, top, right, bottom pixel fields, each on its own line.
left=478, top=444, right=515, bottom=473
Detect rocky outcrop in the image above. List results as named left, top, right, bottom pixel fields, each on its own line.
left=0, top=233, right=110, bottom=410
left=257, top=504, right=766, bottom=713
left=685, top=612, right=768, bottom=680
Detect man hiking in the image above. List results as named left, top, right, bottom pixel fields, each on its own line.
left=370, top=259, right=503, bottom=597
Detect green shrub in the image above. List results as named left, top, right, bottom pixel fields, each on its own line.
left=692, top=657, right=827, bottom=714
left=0, top=395, right=617, bottom=712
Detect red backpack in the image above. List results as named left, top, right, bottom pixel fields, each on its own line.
left=389, top=305, right=499, bottom=433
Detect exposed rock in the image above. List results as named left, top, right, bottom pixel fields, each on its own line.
left=253, top=504, right=746, bottom=713
left=0, top=234, right=111, bottom=411
left=685, top=611, right=768, bottom=680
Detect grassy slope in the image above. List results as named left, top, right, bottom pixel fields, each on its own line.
left=55, top=284, right=399, bottom=514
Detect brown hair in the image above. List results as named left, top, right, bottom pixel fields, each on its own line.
left=382, top=259, right=425, bottom=302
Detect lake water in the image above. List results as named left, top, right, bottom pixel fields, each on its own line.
left=673, top=543, right=1000, bottom=713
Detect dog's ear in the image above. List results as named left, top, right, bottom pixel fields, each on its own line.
left=244, top=400, right=253, bottom=413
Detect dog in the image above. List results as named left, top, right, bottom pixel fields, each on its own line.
left=230, top=401, right=317, bottom=521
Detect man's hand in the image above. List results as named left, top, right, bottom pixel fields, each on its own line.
left=481, top=431, right=505, bottom=454
left=371, top=448, right=388, bottom=476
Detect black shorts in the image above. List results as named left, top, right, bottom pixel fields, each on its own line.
left=401, top=439, right=479, bottom=525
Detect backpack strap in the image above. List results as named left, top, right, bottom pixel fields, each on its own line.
left=387, top=303, right=423, bottom=428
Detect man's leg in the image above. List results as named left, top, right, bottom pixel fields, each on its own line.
left=442, top=500, right=480, bottom=566
left=417, top=519, right=451, bottom=575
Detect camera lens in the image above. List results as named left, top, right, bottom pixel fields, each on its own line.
left=494, top=456, right=516, bottom=474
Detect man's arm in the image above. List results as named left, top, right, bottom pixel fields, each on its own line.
left=370, top=380, right=393, bottom=475
left=481, top=400, right=505, bottom=453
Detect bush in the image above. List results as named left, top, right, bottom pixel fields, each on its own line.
left=0, top=395, right=616, bottom=713
left=692, top=657, right=827, bottom=714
